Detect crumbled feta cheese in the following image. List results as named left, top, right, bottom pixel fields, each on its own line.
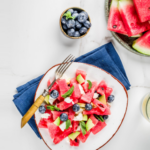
left=41, top=113, right=50, bottom=119
left=65, top=137, right=70, bottom=143
left=78, top=84, right=85, bottom=95
left=75, top=108, right=84, bottom=114
left=49, top=96, right=56, bottom=105
left=59, top=122, right=66, bottom=131
left=73, top=113, right=83, bottom=121
left=93, top=93, right=99, bottom=99
left=60, top=74, right=71, bottom=84
left=64, top=97, right=74, bottom=104
left=76, top=125, right=81, bottom=131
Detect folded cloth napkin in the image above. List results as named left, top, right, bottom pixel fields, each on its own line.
left=13, top=42, right=130, bottom=139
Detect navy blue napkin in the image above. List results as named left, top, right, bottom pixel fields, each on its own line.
left=13, top=42, right=130, bottom=139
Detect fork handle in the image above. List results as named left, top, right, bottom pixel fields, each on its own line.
left=21, top=95, right=45, bottom=128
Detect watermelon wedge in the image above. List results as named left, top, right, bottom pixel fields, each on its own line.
left=70, top=139, right=80, bottom=146
left=80, top=92, right=93, bottom=103
left=71, top=83, right=81, bottom=99
left=76, top=69, right=86, bottom=80
left=132, top=31, right=150, bottom=56
left=58, top=79, right=69, bottom=95
left=47, top=122, right=62, bottom=139
left=72, top=121, right=79, bottom=132
left=77, top=131, right=90, bottom=143
left=133, top=0, right=150, bottom=23
left=53, top=127, right=73, bottom=144
left=91, top=121, right=107, bottom=135
left=38, top=119, right=48, bottom=128
left=119, top=0, right=150, bottom=36
left=89, top=114, right=98, bottom=125
left=70, top=77, right=78, bottom=86
left=82, top=82, right=89, bottom=93
left=68, top=107, right=75, bottom=120
left=107, top=0, right=128, bottom=35
left=92, top=99, right=106, bottom=112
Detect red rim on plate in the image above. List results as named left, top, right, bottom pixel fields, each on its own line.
left=34, top=62, right=128, bottom=150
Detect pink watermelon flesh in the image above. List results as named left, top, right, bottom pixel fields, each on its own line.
left=92, top=121, right=107, bottom=135
left=51, top=111, right=68, bottom=120
left=72, top=121, right=79, bottom=132
left=70, top=77, right=78, bottom=86
left=58, top=79, right=69, bottom=95
left=57, top=99, right=78, bottom=110
left=77, top=131, right=90, bottom=143
left=80, top=92, right=93, bottom=103
left=76, top=69, right=86, bottom=80
left=132, top=30, right=150, bottom=56
left=83, top=107, right=111, bottom=116
left=70, top=139, right=80, bottom=146
left=92, top=99, right=106, bottom=112
left=107, top=0, right=128, bottom=35
left=71, top=83, right=81, bottom=99
left=89, top=115, right=98, bottom=125
left=119, top=0, right=150, bottom=36
left=49, top=82, right=59, bottom=92
left=105, top=87, right=113, bottom=99
left=82, top=82, right=89, bottom=93
left=47, top=122, right=62, bottom=139
left=133, top=0, right=150, bottom=23
left=68, top=107, right=75, bottom=120
left=53, top=127, right=73, bottom=144
left=90, top=81, right=98, bottom=93
left=38, top=119, right=48, bottom=128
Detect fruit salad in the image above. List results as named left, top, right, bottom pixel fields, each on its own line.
left=38, top=69, right=115, bottom=146
left=61, top=8, right=91, bottom=37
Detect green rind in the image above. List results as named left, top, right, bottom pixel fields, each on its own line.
left=132, top=41, right=150, bottom=56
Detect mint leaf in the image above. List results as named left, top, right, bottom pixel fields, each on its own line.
left=47, top=106, right=55, bottom=111
left=87, top=80, right=92, bottom=89
left=94, top=115, right=104, bottom=122
left=66, top=119, right=71, bottom=129
left=54, top=106, right=60, bottom=111
left=63, top=11, right=75, bottom=20
left=62, top=86, right=74, bottom=98
left=80, top=121, right=86, bottom=135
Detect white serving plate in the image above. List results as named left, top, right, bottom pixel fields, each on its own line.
left=34, top=62, right=128, bottom=150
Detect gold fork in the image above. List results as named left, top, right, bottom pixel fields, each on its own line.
left=21, top=54, right=75, bottom=128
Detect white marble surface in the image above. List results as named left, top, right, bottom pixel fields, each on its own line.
left=1, top=0, right=150, bottom=150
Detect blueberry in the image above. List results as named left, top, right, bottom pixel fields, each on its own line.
left=67, top=9, right=74, bottom=14
left=62, top=24, right=68, bottom=30
left=60, top=113, right=68, bottom=121
left=72, top=104, right=80, bottom=112
left=39, top=106, right=46, bottom=114
left=107, top=95, right=115, bottom=103
left=74, top=10, right=78, bottom=13
left=72, top=12, right=79, bottom=19
left=61, top=17, right=67, bottom=25
left=50, top=90, right=59, bottom=99
left=75, top=21, right=82, bottom=29
left=66, top=19, right=75, bottom=28
left=79, top=27, right=88, bottom=35
left=83, top=20, right=91, bottom=28
left=103, top=115, right=109, bottom=120
left=67, top=28, right=75, bottom=37
left=74, top=31, right=80, bottom=37
left=78, top=11, right=88, bottom=23
left=85, top=103, right=92, bottom=111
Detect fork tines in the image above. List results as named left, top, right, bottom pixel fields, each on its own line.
left=56, top=54, right=75, bottom=77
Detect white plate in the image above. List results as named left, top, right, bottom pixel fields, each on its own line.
left=34, top=62, right=128, bottom=150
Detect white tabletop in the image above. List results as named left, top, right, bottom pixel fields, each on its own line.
left=1, top=0, right=150, bottom=150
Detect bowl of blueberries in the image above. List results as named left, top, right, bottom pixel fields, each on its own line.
left=60, top=7, right=92, bottom=39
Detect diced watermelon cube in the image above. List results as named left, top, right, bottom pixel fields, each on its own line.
left=97, top=80, right=107, bottom=95
left=77, top=131, right=90, bottom=143
left=53, top=127, right=73, bottom=144
left=72, top=121, right=79, bottom=132
left=51, top=111, right=68, bottom=120
left=76, top=70, right=86, bottom=80
left=68, top=107, right=75, bottom=120
left=71, top=83, right=81, bottom=99
left=92, top=99, right=106, bottom=112
left=49, top=82, right=59, bottom=92
left=105, top=87, right=113, bottom=99
left=90, top=81, right=98, bottom=93
left=89, top=115, right=98, bottom=125
left=78, top=99, right=85, bottom=103
left=82, top=82, right=89, bottom=93
left=70, top=78, right=78, bottom=86
left=47, top=79, right=51, bottom=88
left=91, top=121, right=107, bottom=135
left=58, top=79, right=69, bottom=95
left=83, top=107, right=111, bottom=116
left=38, top=119, right=48, bottom=128
left=47, top=122, right=62, bottom=139
left=80, top=92, right=93, bottom=103
left=57, top=99, right=78, bottom=111
left=70, top=138, right=80, bottom=146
